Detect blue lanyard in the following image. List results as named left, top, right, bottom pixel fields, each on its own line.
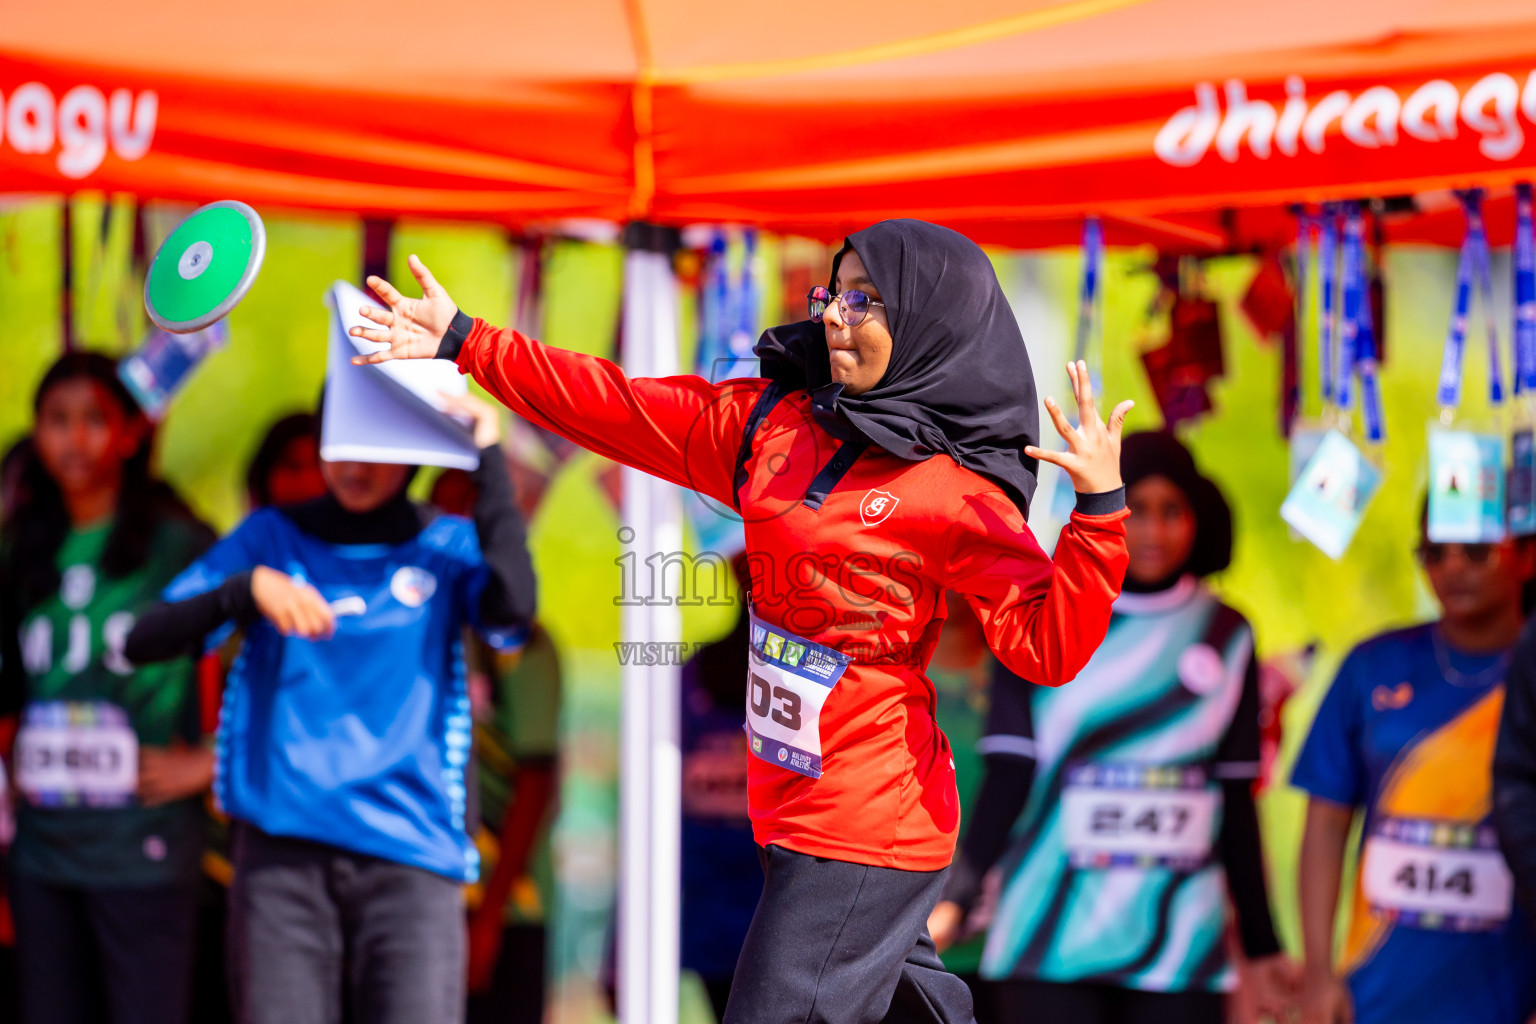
left=1515, top=183, right=1536, bottom=395
left=1437, top=190, right=1505, bottom=410
left=1074, top=216, right=1102, bottom=365
left=1471, top=197, right=1506, bottom=406
left=1295, top=211, right=1313, bottom=400
left=698, top=231, right=732, bottom=375
left=1338, top=203, right=1385, bottom=441
left=1318, top=208, right=1339, bottom=409
left=733, top=229, right=759, bottom=358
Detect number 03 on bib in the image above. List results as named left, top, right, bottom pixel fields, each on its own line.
left=746, top=608, right=852, bottom=779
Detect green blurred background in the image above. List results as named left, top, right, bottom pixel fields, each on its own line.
left=0, top=195, right=1493, bottom=1021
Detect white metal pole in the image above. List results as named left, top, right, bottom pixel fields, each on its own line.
left=618, top=240, right=683, bottom=1024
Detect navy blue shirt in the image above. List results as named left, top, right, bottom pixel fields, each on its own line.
left=1293, top=624, right=1536, bottom=1024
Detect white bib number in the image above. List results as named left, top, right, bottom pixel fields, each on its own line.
left=1061, top=764, right=1217, bottom=868
left=15, top=702, right=138, bottom=808
left=1362, top=819, right=1513, bottom=929
left=745, top=609, right=850, bottom=780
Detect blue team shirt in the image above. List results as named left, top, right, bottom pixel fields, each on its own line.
left=164, top=507, right=501, bottom=881
left=1292, top=624, right=1536, bottom=1024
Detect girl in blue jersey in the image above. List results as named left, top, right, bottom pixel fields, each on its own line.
left=125, top=392, right=536, bottom=1024
left=929, top=431, right=1295, bottom=1024
left=1294, top=519, right=1536, bottom=1024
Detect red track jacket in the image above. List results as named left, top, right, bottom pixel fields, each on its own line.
left=457, top=320, right=1128, bottom=870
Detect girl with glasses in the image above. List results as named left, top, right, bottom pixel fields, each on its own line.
left=348, top=220, right=1135, bottom=1024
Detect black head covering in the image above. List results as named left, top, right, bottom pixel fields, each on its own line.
left=755, top=219, right=1040, bottom=514
left=1121, top=430, right=1232, bottom=578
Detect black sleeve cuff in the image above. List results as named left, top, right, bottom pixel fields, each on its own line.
left=220, top=570, right=259, bottom=623
left=1074, top=485, right=1126, bottom=516
left=435, top=309, right=474, bottom=362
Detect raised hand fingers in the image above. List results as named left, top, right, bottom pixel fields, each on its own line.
left=366, top=274, right=406, bottom=307
left=408, top=254, right=444, bottom=298
left=358, top=305, right=394, bottom=327
left=350, top=349, right=395, bottom=366
left=1070, top=361, right=1102, bottom=428
left=1107, top=399, right=1135, bottom=438
left=1024, top=444, right=1075, bottom=471
left=1042, top=395, right=1079, bottom=448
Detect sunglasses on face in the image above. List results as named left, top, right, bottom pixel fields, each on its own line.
left=1415, top=542, right=1497, bottom=566
left=807, top=286, right=885, bottom=327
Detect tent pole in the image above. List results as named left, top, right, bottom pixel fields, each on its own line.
left=618, top=223, right=683, bottom=1024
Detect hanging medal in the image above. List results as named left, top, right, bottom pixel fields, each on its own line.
left=1427, top=190, right=1507, bottom=543
left=1282, top=203, right=1385, bottom=559
left=1508, top=184, right=1536, bottom=536
left=1287, top=211, right=1327, bottom=487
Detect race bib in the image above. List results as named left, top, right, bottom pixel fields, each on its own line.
left=15, top=702, right=139, bottom=808
left=745, top=608, right=851, bottom=779
left=1361, top=818, right=1513, bottom=930
left=1061, top=764, right=1218, bottom=869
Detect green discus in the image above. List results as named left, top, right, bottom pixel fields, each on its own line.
left=143, top=200, right=266, bottom=333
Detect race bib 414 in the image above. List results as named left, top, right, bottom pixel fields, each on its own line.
left=1362, top=817, right=1514, bottom=931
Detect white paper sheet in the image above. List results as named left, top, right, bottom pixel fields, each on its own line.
left=319, top=280, right=480, bottom=470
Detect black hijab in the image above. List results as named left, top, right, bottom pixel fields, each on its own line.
left=1120, top=430, right=1232, bottom=583
left=755, top=219, right=1040, bottom=514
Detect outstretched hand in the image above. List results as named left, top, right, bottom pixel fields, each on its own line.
left=1025, top=360, right=1133, bottom=495
left=349, top=254, right=459, bottom=364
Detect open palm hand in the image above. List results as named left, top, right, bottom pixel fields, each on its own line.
left=1025, top=360, right=1134, bottom=495
left=349, top=254, right=459, bottom=364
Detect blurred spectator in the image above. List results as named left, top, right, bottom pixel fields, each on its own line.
left=931, top=431, right=1294, bottom=1024
left=677, top=552, right=759, bottom=1022
left=244, top=413, right=324, bottom=509
left=430, top=465, right=561, bottom=1024
left=1496, top=610, right=1536, bottom=928
left=191, top=411, right=332, bottom=1024
left=926, top=590, right=997, bottom=1023
left=1295, top=521, right=1536, bottom=1024
left=124, top=392, right=535, bottom=1024
left=0, top=353, right=216, bottom=1024
left=0, top=435, right=25, bottom=1020
left=1, top=437, right=35, bottom=519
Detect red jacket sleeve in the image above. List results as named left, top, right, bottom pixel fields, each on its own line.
left=455, top=318, right=769, bottom=506
left=942, top=489, right=1128, bottom=686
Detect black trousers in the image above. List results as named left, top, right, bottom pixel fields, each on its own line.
left=9, top=871, right=199, bottom=1024
left=724, top=844, right=976, bottom=1024
left=992, top=978, right=1225, bottom=1024
left=466, top=924, right=547, bottom=1024
left=227, top=825, right=466, bottom=1024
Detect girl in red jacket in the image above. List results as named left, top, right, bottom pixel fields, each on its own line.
left=352, top=220, right=1132, bottom=1024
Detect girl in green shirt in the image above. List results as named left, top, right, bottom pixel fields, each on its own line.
left=0, top=353, right=214, bottom=1024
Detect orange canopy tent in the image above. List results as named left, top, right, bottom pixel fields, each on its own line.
left=5, top=0, right=1536, bottom=249
left=8, top=6, right=1536, bottom=1020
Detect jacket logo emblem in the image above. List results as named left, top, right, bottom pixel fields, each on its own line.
left=860, top=489, right=899, bottom=526
left=1372, top=682, right=1413, bottom=711
left=390, top=566, right=438, bottom=608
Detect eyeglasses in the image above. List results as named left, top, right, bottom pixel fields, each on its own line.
left=1415, top=542, right=1497, bottom=566
left=807, top=286, right=885, bottom=327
